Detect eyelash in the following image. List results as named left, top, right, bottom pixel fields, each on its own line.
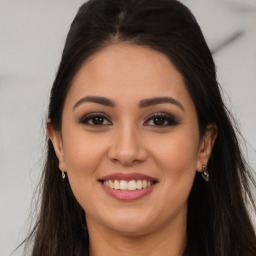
left=79, top=113, right=112, bottom=126
left=79, top=112, right=178, bottom=127
left=144, top=113, right=178, bottom=127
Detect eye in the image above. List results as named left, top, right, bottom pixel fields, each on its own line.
left=80, top=113, right=112, bottom=126
left=144, top=113, right=178, bottom=127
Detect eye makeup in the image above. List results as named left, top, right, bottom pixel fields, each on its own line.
left=144, top=112, right=179, bottom=127
left=79, top=112, right=112, bottom=126
left=78, top=111, right=179, bottom=128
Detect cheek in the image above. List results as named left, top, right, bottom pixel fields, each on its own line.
left=61, top=130, right=107, bottom=205
left=62, top=126, right=106, bottom=174
left=65, top=143, right=103, bottom=173
left=151, top=135, right=198, bottom=218
left=153, top=131, right=199, bottom=171
left=151, top=130, right=199, bottom=197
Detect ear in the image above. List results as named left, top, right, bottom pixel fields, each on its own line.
left=196, top=123, right=218, bottom=172
left=47, top=118, right=67, bottom=172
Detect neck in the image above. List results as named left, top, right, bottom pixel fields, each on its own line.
left=87, top=209, right=187, bottom=256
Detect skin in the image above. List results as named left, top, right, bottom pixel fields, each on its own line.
left=48, top=44, right=217, bottom=256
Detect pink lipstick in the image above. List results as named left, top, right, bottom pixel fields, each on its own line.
left=98, top=172, right=158, bottom=201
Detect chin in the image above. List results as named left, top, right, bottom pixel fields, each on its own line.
left=101, top=210, right=157, bottom=235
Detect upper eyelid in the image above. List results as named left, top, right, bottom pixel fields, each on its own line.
left=144, top=112, right=176, bottom=120
left=80, top=112, right=112, bottom=123
left=143, top=112, right=179, bottom=126
left=81, top=112, right=110, bottom=119
left=81, top=111, right=175, bottom=118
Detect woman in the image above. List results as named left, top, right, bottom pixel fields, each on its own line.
left=24, top=0, right=256, bottom=255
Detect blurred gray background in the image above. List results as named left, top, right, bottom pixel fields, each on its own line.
left=0, top=0, right=255, bottom=255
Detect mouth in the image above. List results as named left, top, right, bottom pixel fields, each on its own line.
left=98, top=172, right=158, bottom=201
left=99, top=179, right=157, bottom=191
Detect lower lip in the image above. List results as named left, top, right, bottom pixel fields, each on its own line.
left=100, top=183, right=156, bottom=201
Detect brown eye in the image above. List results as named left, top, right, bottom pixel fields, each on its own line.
left=152, top=116, right=167, bottom=125
left=144, top=113, right=178, bottom=127
left=80, top=113, right=112, bottom=126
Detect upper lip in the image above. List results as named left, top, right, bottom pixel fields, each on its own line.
left=98, top=172, right=158, bottom=182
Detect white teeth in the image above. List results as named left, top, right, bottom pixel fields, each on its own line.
left=136, top=179, right=142, bottom=189
left=120, top=180, right=128, bottom=190
left=103, top=179, right=154, bottom=190
left=142, top=180, right=148, bottom=189
left=114, top=180, right=120, bottom=190
left=128, top=180, right=136, bottom=190
left=109, top=180, right=114, bottom=189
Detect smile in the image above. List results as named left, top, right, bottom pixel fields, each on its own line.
left=98, top=172, right=158, bottom=201
left=102, top=179, right=155, bottom=190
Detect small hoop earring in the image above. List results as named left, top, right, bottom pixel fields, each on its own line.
left=202, top=165, right=209, bottom=182
left=62, top=171, right=66, bottom=181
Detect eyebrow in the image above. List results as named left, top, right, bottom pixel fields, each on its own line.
left=73, top=96, right=116, bottom=110
left=139, top=97, right=185, bottom=111
left=73, top=96, right=184, bottom=112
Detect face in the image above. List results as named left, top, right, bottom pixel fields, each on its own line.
left=49, top=44, right=216, bottom=237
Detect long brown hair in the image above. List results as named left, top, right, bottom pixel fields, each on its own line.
left=23, top=0, right=256, bottom=255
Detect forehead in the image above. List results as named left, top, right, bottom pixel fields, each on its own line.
left=66, top=43, right=193, bottom=108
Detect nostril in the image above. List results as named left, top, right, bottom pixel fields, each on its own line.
left=107, top=133, right=148, bottom=165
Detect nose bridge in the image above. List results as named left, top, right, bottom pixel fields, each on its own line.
left=118, top=122, right=138, bottom=150
left=108, top=121, right=147, bottom=165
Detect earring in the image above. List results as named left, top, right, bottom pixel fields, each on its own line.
left=202, top=165, right=209, bottom=182
left=62, top=171, right=66, bottom=181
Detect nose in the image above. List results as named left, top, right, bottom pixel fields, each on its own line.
left=107, top=124, right=148, bottom=166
